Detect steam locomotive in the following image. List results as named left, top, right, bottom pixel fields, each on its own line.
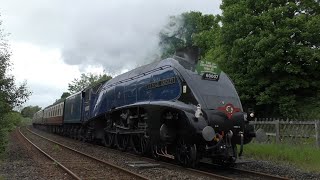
left=33, top=50, right=256, bottom=167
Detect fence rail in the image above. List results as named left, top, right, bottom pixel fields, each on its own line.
left=250, top=119, right=320, bottom=147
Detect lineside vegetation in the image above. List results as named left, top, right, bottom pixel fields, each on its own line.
left=244, top=143, right=320, bottom=172
left=159, top=1, right=320, bottom=118
left=0, top=16, right=30, bottom=157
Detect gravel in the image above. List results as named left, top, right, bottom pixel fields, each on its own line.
left=235, top=157, right=320, bottom=180
left=24, top=127, right=216, bottom=180
left=2, top=127, right=320, bottom=180
left=0, top=129, right=72, bottom=180
left=23, top=129, right=144, bottom=180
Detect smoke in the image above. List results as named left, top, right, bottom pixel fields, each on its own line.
left=1, top=0, right=221, bottom=74
left=58, top=1, right=222, bottom=74
left=59, top=1, right=172, bottom=74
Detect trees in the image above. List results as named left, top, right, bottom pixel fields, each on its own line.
left=214, top=0, right=320, bottom=117
left=0, top=17, right=30, bottom=155
left=0, top=18, right=30, bottom=117
left=20, top=106, right=41, bottom=119
left=0, top=111, right=24, bottom=153
left=60, top=92, right=71, bottom=99
left=68, top=73, right=112, bottom=94
left=159, top=2, right=320, bottom=117
left=54, top=92, right=71, bottom=103
left=159, top=11, right=218, bottom=58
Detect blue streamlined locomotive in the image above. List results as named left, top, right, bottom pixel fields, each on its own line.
left=33, top=53, right=256, bottom=167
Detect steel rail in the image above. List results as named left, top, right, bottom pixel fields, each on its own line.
left=231, top=167, right=289, bottom=180
left=30, top=127, right=289, bottom=180
left=29, top=127, right=233, bottom=180
left=109, top=144, right=287, bottom=180
left=186, top=167, right=233, bottom=180
left=18, top=127, right=81, bottom=180
left=25, top=127, right=149, bottom=180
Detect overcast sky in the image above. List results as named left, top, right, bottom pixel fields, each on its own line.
left=0, top=0, right=221, bottom=109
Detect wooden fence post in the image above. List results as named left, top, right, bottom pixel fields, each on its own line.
left=315, top=121, right=320, bottom=148
left=275, top=119, right=280, bottom=143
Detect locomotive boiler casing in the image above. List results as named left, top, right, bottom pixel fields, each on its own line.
left=90, top=57, right=254, bottom=146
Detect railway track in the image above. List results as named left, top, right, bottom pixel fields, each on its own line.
left=198, top=162, right=290, bottom=180
left=26, top=127, right=234, bottom=179
left=231, top=167, right=290, bottom=180
left=28, top=127, right=290, bottom=179
left=19, top=127, right=149, bottom=180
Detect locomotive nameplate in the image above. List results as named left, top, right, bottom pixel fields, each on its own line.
left=146, top=77, right=176, bottom=89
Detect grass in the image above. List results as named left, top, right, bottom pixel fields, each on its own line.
left=243, top=143, right=320, bottom=172
left=52, top=144, right=61, bottom=152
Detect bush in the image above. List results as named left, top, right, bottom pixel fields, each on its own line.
left=0, top=128, right=9, bottom=158
left=296, top=96, right=320, bottom=119
left=0, top=111, right=24, bottom=157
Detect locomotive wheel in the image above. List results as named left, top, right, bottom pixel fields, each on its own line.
left=116, top=134, right=129, bottom=151
left=175, top=138, right=198, bottom=167
left=130, top=134, right=148, bottom=155
left=102, top=132, right=114, bottom=148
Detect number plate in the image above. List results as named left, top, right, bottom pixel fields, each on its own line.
left=202, top=72, right=219, bottom=81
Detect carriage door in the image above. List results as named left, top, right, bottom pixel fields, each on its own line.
left=82, top=89, right=91, bottom=122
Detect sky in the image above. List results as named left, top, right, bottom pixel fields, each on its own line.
left=0, top=0, right=221, bottom=109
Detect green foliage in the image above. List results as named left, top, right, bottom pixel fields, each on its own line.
left=296, top=95, right=320, bottom=119
left=0, top=19, right=30, bottom=115
left=214, top=0, right=320, bottom=117
left=3, top=112, right=23, bottom=129
left=54, top=92, right=71, bottom=103
left=0, top=128, right=8, bottom=158
left=0, top=17, right=30, bottom=157
left=20, top=106, right=41, bottom=119
left=159, top=11, right=218, bottom=58
left=20, top=117, right=32, bottom=126
left=60, top=92, right=70, bottom=99
left=0, top=112, right=23, bottom=156
left=159, top=2, right=320, bottom=118
left=52, top=144, right=62, bottom=152
left=245, top=143, right=320, bottom=172
left=68, top=73, right=112, bottom=94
